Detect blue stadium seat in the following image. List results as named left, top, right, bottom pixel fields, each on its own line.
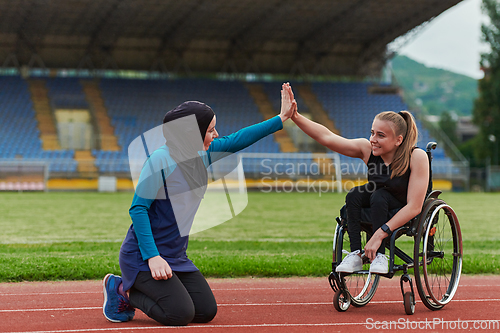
left=97, top=78, right=281, bottom=173
left=0, top=75, right=456, bottom=177
left=45, top=77, right=89, bottom=109
left=310, top=82, right=450, bottom=172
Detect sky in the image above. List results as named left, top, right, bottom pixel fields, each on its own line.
left=397, top=0, right=489, bottom=79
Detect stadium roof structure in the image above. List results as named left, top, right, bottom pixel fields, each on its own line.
left=0, top=0, right=462, bottom=78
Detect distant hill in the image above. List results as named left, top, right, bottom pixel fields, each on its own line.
left=391, top=55, right=478, bottom=116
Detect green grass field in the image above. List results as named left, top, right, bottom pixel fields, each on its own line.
left=0, top=191, right=499, bottom=282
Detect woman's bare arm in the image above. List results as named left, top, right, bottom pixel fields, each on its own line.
left=291, top=111, right=372, bottom=163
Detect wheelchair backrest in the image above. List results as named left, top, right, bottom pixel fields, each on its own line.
left=425, top=142, right=437, bottom=196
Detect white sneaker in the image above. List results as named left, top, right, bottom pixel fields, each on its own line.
left=369, top=253, right=389, bottom=274
left=336, top=250, right=363, bottom=273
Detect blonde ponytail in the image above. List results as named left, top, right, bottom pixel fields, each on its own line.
left=375, top=110, right=418, bottom=178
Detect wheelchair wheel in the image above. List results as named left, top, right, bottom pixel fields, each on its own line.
left=414, top=199, right=463, bottom=311
left=403, top=292, right=415, bottom=315
left=334, top=224, right=380, bottom=307
left=333, top=289, right=350, bottom=312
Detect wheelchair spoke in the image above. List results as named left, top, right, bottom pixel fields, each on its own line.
left=353, top=272, right=373, bottom=301
left=334, top=225, right=380, bottom=308
left=414, top=199, right=462, bottom=310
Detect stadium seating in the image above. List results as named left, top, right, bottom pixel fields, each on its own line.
left=260, top=81, right=310, bottom=114
left=97, top=78, right=280, bottom=173
left=310, top=82, right=453, bottom=175
left=0, top=75, right=455, bottom=179
left=259, top=81, right=451, bottom=176
left=45, top=77, right=89, bottom=109
left=0, top=76, right=40, bottom=159
left=0, top=76, right=77, bottom=173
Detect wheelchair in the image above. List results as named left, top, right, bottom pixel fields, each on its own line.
left=328, top=142, right=463, bottom=315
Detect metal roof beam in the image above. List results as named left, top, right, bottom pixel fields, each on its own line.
left=156, top=0, right=205, bottom=57
left=86, top=0, right=121, bottom=52
left=355, top=0, right=461, bottom=76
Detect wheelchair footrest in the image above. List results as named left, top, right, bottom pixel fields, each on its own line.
left=328, top=271, right=340, bottom=292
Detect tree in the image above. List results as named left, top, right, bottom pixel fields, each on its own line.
left=473, top=0, right=500, bottom=165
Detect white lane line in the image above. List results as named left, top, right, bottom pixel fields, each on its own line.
left=0, top=288, right=311, bottom=296
left=3, top=322, right=367, bottom=333
left=5, top=319, right=500, bottom=333
left=2, top=298, right=500, bottom=313
left=0, top=292, right=101, bottom=296
left=0, top=283, right=496, bottom=296
left=0, top=307, right=102, bottom=313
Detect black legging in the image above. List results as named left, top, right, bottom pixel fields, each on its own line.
left=129, top=270, right=217, bottom=326
left=345, top=184, right=404, bottom=254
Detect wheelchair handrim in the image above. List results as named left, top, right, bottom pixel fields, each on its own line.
left=335, top=225, right=380, bottom=306
left=422, top=203, right=462, bottom=306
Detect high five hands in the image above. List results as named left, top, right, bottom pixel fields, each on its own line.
left=279, top=83, right=298, bottom=122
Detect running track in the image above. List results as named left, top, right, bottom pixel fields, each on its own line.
left=0, top=275, right=499, bottom=333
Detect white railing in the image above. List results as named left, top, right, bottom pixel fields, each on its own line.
left=0, top=160, right=49, bottom=191
left=0, top=153, right=471, bottom=192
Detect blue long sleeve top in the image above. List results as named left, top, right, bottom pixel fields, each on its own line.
left=119, top=116, right=283, bottom=290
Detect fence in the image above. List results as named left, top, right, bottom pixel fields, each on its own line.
left=0, top=161, right=49, bottom=191
left=0, top=152, right=471, bottom=192
left=486, top=165, right=500, bottom=192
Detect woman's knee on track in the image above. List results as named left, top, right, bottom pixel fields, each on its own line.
left=192, top=302, right=217, bottom=323
left=156, top=297, right=195, bottom=326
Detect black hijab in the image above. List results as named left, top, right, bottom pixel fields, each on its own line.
left=162, top=101, right=215, bottom=198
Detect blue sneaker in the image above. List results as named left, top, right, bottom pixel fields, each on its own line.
left=103, top=273, right=135, bottom=322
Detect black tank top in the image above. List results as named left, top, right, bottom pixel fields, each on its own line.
left=367, top=153, right=411, bottom=204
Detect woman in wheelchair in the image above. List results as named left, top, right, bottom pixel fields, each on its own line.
left=291, top=105, right=429, bottom=275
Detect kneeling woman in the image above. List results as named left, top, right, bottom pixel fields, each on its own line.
left=290, top=93, right=429, bottom=274
left=103, top=83, right=296, bottom=325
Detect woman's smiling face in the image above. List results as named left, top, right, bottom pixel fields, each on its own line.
left=370, top=119, right=402, bottom=158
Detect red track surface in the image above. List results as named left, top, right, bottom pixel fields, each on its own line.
left=1, top=275, right=499, bottom=333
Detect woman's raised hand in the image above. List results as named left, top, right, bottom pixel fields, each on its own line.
left=148, top=255, right=173, bottom=280
left=279, top=82, right=297, bottom=122
left=288, top=84, right=298, bottom=120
